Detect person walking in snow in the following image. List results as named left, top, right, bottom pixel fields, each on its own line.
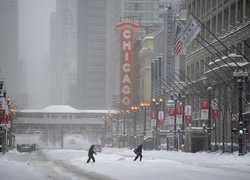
left=86, top=145, right=97, bottom=163
left=133, top=144, right=143, bottom=161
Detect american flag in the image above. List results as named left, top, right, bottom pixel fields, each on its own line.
left=173, top=23, right=182, bottom=55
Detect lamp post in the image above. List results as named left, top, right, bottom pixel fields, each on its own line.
left=173, top=98, right=177, bottom=151
left=167, top=97, right=175, bottom=150
left=152, top=98, right=162, bottom=150
left=121, top=110, right=129, bottom=147
left=131, top=106, right=139, bottom=146
left=233, top=69, right=248, bottom=156
left=114, top=111, right=119, bottom=147
left=140, top=103, right=150, bottom=149
left=0, top=77, right=3, bottom=124
left=181, top=96, right=185, bottom=147
left=102, top=115, right=108, bottom=139
left=0, top=77, right=4, bottom=97
left=207, top=86, right=212, bottom=152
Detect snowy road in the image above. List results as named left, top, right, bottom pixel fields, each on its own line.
left=2, top=148, right=250, bottom=180
left=4, top=149, right=113, bottom=180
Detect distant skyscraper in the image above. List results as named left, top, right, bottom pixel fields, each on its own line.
left=76, top=0, right=107, bottom=110
left=50, top=0, right=77, bottom=106
left=0, top=0, right=21, bottom=106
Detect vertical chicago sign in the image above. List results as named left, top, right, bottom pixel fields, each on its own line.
left=116, top=20, right=138, bottom=110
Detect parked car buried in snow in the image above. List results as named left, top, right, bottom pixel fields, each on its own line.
left=17, top=144, right=37, bottom=153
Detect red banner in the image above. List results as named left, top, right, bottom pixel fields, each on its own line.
left=185, top=105, right=192, bottom=124
left=151, top=111, right=156, bottom=126
left=168, top=106, right=175, bottom=116
left=116, top=21, right=138, bottom=109
left=185, top=115, right=192, bottom=124
left=151, top=111, right=156, bottom=119
left=212, top=109, right=219, bottom=119
left=201, top=98, right=209, bottom=109
left=0, top=109, right=5, bottom=123
left=176, top=106, right=182, bottom=115
left=158, top=111, right=164, bottom=126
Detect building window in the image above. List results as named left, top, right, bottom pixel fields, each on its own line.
left=62, top=114, right=68, bottom=119
left=218, top=12, right=222, bottom=34
left=191, top=64, right=195, bottom=81
left=200, top=59, right=204, bottom=77
left=187, top=66, right=191, bottom=80
left=230, top=3, right=236, bottom=27
left=238, top=0, right=243, bottom=23
left=52, top=114, right=57, bottom=119
left=224, top=8, right=229, bottom=30
left=135, top=3, right=138, bottom=11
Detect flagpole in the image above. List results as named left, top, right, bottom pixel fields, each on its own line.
left=190, top=12, right=250, bottom=63
left=177, top=16, right=248, bottom=101
left=176, top=71, right=231, bottom=115
left=243, top=40, right=250, bottom=49
left=179, top=14, right=246, bottom=71
left=161, top=76, right=200, bottom=110
left=192, top=37, right=249, bottom=102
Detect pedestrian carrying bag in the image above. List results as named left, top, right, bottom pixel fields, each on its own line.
left=133, top=148, right=138, bottom=154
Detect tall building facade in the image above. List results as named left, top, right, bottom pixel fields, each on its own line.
left=184, top=0, right=250, bottom=143
left=0, top=0, right=21, bottom=106
left=76, top=0, right=107, bottom=110
left=50, top=0, right=77, bottom=106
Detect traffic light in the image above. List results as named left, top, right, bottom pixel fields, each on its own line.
left=239, top=128, right=243, bottom=135
left=243, top=128, right=248, bottom=134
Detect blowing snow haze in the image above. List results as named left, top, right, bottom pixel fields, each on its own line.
left=19, top=0, right=56, bottom=109
left=1, top=0, right=180, bottom=110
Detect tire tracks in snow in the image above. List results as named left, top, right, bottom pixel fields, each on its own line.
left=34, top=150, right=115, bottom=180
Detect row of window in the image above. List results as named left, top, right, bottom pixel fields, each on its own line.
left=186, top=38, right=250, bottom=82
left=18, top=112, right=107, bottom=119
left=190, top=0, right=250, bottom=35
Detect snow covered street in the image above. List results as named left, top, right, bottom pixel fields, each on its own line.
left=1, top=147, right=250, bottom=180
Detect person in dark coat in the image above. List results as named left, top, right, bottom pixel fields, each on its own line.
left=134, top=144, right=143, bottom=161
left=86, top=145, right=97, bottom=163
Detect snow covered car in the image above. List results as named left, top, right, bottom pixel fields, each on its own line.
left=17, top=144, right=37, bottom=153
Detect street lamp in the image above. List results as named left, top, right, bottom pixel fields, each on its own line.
left=207, top=86, right=212, bottom=152
left=114, top=111, right=120, bottom=148
left=0, top=77, right=4, bottom=97
left=173, top=98, right=178, bottom=151
left=102, top=115, right=109, bottom=137
left=0, top=77, right=4, bottom=124
left=167, top=97, right=178, bottom=150
left=167, top=97, right=175, bottom=150
left=233, top=69, right=248, bottom=156
left=114, top=111, right=119, bottom=136
left=140, top=102, right=150, bottom=149
left=121, top=110, right=129, bottom=147
left=152, top=97, right=163, bottom=150
left=131, top=106, right=139, bottom=141
left=181, top=96, right=185, bottom=131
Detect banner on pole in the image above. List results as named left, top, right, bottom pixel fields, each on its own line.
left=158, top=111, right=164, bottom=126
left=201, top=98, right=208, bottom=119
left=176, top=105, right=182, bottom=124
left=185, top=105, right=192, bottom=124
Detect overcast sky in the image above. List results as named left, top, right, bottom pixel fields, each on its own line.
left=18, top=0, right=181, bottom=109
left=19, top=0, right=56, bottom=108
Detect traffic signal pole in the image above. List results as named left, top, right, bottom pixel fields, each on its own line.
left=238, top=80, right=244, bottom=156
